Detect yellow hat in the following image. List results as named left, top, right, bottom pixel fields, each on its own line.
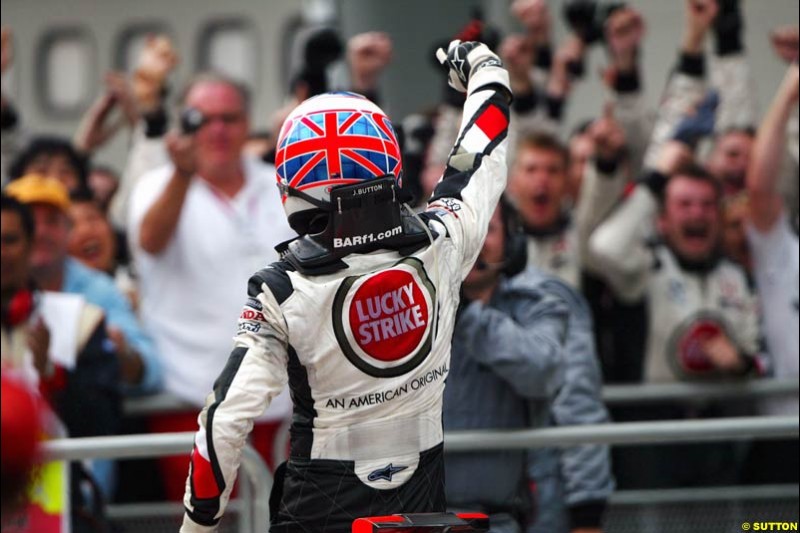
left=4, top=174, right=71, bottom=212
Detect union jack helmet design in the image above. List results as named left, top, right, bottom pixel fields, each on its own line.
left=275, top=92, right=403, bottom=226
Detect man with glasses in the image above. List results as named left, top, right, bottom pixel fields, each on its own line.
left=128, top=73, right=296, bottom=500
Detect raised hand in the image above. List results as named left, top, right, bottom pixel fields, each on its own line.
left=132, top=34, right=179, bottom=112
left=73, top=73, right=139, bottom=153
left=165, top=130, right=197, bottom=180
left=684, top=0, right=719, bottom=54
left=347, top=32, right=393, bottom=93
left=771, top=25, right=799, bottom=64
left=1, top=26, right=12, bottom=75
left=436, top=40, right=507, bottom=95
left=605, top=6, right=645, bottom=73
left=548, top=35, right=585, bottom=98
left=106, top=72, right=139, bottom=127
left=589, top=103, right=627, bottom=161
left=510, top=0, right=551, bottom=48
left=499, top=34, right=534, bottom=93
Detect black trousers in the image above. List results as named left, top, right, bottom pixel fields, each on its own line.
left=270, top=444, right=446, bottom=533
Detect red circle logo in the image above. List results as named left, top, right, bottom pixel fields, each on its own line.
left=348, top=270, right=428, bottom=362
left=332, top=258, right=436, bottom=377
left=677, top=320, right=723, bottom=373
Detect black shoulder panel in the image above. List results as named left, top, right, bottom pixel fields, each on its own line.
left=248, top=260, right=296, bottom=305
left=429, top=168, right=477, bottom=203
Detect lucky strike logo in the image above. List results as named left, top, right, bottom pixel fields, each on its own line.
left=348, top=270, right=428, bottom=361
left=333, top=258, right=435, bottom=378
left=668, top=313, right=731, bottom=379
left=676, top=320, right=722, bottom=373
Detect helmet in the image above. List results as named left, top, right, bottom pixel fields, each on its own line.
left=275, top=92, right=403, bottom=232
left=1, top=374, right=43, bottom=513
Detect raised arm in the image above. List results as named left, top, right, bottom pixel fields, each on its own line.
left=135, top=132, right=197, bottom=254
left=643, top=0, right=718, bottom=169
left=109, top=35, right=178, bottom=229
left=709, top=0, right=757, bottom=132
left=589, top=141, right=693, bottom=302
left=747, top=63, right=799, bottom=231
left=428, top=40, right=512, bottom=276
left=603, top=5, right=653, bottom=173
left=574, top=103, right=630, bottom=275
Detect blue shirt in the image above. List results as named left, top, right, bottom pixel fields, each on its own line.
left=63, top=257, right=162, bottom=395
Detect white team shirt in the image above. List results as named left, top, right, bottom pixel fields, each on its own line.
left=129, top=156, right=296, bottom=415
left=746, top=215, right=800, bottom=416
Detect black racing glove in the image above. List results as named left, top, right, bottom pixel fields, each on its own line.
left=436, top=39, right=511, bottom=100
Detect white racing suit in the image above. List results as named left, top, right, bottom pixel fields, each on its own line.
left=181, top=79, right=511, bottom=531
left=589, top=185, right=765, bottom=383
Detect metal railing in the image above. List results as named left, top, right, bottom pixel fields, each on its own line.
left=123, top=379, right=799, bottom=416
left=43, top=433, right=271, bottom=533
left=46, top=417, right=797, bottom=460
left=443, top=415, right=798, bottom=451
left=609, top=484, right=798, bottom=506
left=43, top=415, right=798, bottom=532
left=604, top=484, right=799, bottom=533
left=602, top=378, right=799, bottom=405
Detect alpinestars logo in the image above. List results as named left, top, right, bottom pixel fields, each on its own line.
left=452, top=47, right=467, bottom=83
left=333, top=257, right=436, bottom=377
left=367, top=463, right=407, bottom=482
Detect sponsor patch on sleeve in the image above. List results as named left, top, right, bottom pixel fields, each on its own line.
left=237, top=297, right=268, bottom=334
left=428, top=197, right=461, bottom=219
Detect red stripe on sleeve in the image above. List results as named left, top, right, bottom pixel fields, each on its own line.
left=474, top=104, right=508, bottom=141
left=190, top=447, right=220, bottom=499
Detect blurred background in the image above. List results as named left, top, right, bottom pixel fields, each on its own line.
left=2, top=0, right=797, bottom=169
left=1, top=1, right=799, bottom=532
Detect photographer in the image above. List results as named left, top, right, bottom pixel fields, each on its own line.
left=128, top=72, right=296, bottom=500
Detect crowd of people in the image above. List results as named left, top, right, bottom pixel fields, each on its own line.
left=1, top=0, right=798, bottom=532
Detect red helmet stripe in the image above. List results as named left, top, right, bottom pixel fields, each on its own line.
left=300, top=116, right=324, bottom=136
left=337, top=111, right=363, bottom=134
left=340, top=149, right=386, bottom=177
left=288, top=151, right=327, bottom=187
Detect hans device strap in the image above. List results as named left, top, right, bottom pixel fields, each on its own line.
left=329, top=177, right=404, bottom=254
left=281, top=178, right=436, bottom=275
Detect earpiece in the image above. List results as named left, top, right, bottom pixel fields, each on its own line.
left=498, top=195, right=528, bottom=277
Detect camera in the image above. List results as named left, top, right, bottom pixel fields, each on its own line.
left=180, top=107, right=206, bottom=134
left=562, top=0, right=626, bottom=45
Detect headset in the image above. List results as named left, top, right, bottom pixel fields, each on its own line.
left=498, top=194, right=528, bottom=277
left=475, top=195, right=528, bottom=277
